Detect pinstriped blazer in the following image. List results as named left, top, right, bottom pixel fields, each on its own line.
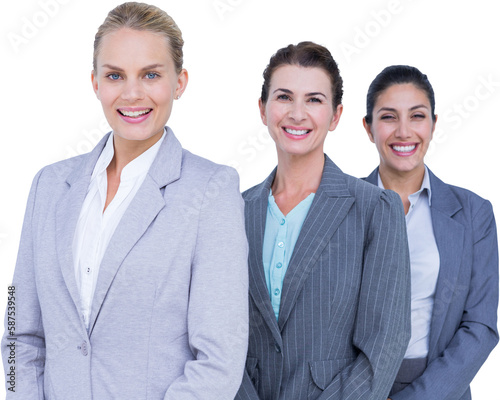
left=235, top=156, right=411, bottom=400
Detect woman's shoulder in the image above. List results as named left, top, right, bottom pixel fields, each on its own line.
left=32, top=153, right=88, bottom=187
left=335, top=167, right=400, bottom=209
left=429, top=170, right=493, bottom=217
left=429, top=171, right=493, bottom=223
left=180, top=148, right=240, bottom=184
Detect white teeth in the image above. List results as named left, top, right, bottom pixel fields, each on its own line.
left=285, top=128, right=309, bottom=135
left=120, top=109, right=151, bottom=117
left=392, top=144, right=416, bottom=152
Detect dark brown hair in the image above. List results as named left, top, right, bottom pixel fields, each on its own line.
left=365, top=65, right=436, bottom=124
left=261, top=41, right=343, bottom=108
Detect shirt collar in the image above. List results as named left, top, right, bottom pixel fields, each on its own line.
left=91, top=128, right=166, bottom=182
left=377, top=165, right=432, bottom=206
left=91, top=132, right=114, bottom=181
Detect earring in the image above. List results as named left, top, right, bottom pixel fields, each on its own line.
left=175, top=94, right=180, bottom=100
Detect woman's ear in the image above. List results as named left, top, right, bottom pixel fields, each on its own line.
left=431, top=114, right=438, bottom=139
left=258, top=98, right=267, bottom=126
left=328, top=104, right=343, bottom=131
left=91, top=70, right=100, bottom=99
left=175, top=68, right=189, bottom=99
left=363, top=117, right=375, bottom=143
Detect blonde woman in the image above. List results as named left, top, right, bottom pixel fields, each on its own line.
left=1, top=3, right=248, bottom=399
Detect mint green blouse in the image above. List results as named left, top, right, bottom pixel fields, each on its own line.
left=262, top=190, right=315, bottom=320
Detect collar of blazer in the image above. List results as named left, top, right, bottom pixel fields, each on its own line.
left=245, top=155, right=353, bottom=201
left=364, top=166, right=462, bottom=218
left=244, top=155, right=355, bottom=339
left=65, top=127, right=183, bottom=189
left=56, top=127, right=183, bottom=335
left=365, top=165, right=465, bottom=361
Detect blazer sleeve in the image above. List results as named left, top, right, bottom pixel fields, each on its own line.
left=2, top=169, right=46, bottom=399
left=391, top=199, right=499, bottom=400
left=317, top=190, right=412, bottom=400
left=163, top=166, right=249, bottom=400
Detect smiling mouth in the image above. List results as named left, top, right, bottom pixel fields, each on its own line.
left=283, top=127, right=311, bottom=136
left=391, top=144, right=416, bottom=153
left=118, top=109, right=152, bottom=118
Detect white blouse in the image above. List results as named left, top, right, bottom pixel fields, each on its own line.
left=378, top=167, right=440, bottom=359
left=72, top=130, right=165, bottom=330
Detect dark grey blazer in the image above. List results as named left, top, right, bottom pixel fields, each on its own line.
left=236, top=156, right=411, bottom=400
left=365, top=167, right=499, bottom=400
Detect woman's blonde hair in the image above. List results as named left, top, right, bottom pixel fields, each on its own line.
left=93, top=2, right=184, bottom=74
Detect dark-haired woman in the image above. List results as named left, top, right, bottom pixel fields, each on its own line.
left=236, top=42, right=411, bottom=400
left=363, top=65, right=499, bottom=400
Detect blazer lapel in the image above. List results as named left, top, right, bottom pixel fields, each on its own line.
left=427, top=169, right=464, bottom=359
left=366, top=167, right=466, bottom=360
left=364, top=167, right=379, bottom=186
left=278, top=157, right=355, bottom=331
left=88, top=128, right=183, bottom=335
left=246, top=169, right=283, bottom=344
left=55, top=134, right=109, bottom=317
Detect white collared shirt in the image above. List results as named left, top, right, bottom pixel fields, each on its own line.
left=378, top=167, right=440, bottom=358
left=72, top=130, right=165, bottom=330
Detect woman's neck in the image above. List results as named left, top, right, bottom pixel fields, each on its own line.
left=103, top=130, right=163, bottom=212
left=271, top=152, right=324, bottom=216
left=111, top=130, right=163, bottom=174
left=378, top=164, right=425, bottom=214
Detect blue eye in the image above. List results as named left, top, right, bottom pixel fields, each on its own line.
left=308, top=97, right=322, bottom=103
left=145, top=72, right=159, bottom=79
left=277, top=94, right=290, bottom=101
left=107, top=73, right=120, bottom=80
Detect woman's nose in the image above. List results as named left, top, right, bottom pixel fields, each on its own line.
left=289, top=101, right=307, bottom=122
left=121, top=78, right=145, bottom=102
left=395, top=121, right=412, bottom=138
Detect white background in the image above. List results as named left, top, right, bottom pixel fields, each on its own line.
left=1, top=0, right=499, bottom=397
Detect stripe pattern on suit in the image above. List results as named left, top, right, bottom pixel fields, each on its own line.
left=236, top=156, right=412, bottom=400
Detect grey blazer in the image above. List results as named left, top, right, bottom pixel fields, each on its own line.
left=365, top=167, right=499, bottom=400
left=236, top=156, right=411, bottom=400
left=2, top=128, right=249, bottom=400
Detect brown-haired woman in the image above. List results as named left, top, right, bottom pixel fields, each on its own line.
left=1, top=3, right=248, bottom=399
left=235, top=41, right=411, bottom=400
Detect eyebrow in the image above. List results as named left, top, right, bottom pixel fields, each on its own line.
left=376, top=104, right=429, bottom=113
left=100, top=63, right=165, bottom=71
left=273, top=88, right=328, bottom=98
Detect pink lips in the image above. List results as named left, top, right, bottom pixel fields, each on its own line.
left=117, top=107, right=152, bottom=124
left=390, top=143, right=418, bottom=157
left=282, top=126, right=311, bottom=140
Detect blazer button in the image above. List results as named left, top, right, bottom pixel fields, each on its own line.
left=275, top=344, right=281, bottom=353
left=80, top=341, right=88, bottom=356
